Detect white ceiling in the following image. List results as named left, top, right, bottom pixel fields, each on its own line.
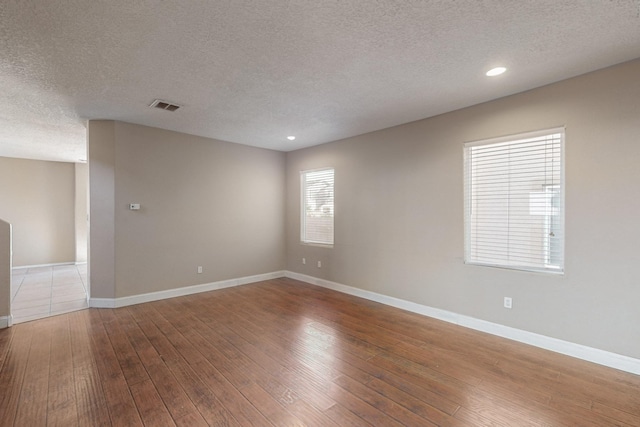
left=1, top=1, right=640, bottom=163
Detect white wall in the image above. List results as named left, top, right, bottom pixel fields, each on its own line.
left=286, top=59, right=640, bottom=359
left=75, top=162, right=88, bottom=263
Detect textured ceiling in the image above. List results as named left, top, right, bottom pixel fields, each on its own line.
left=1, top=1, right=640, bottom=162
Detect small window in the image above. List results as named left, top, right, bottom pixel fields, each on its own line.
left=301, top=168, right=334, bottom=245
left=464, top=128, right=564, bottom=273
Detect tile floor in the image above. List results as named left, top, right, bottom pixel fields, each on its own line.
left=11, top=264, right=88, bottom=324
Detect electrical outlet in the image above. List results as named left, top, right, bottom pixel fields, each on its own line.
left=504, top=297, right=512, bottom=309
left=317, top=261, right=322, bottom=268
left=302, top=258, right=306, bottom=264
left=197, top=266, right=203, bottom=274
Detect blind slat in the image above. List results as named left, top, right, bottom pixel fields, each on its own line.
left=464, top=130, right=564, bottom=273
left=301, top=168, right=334, bottom=245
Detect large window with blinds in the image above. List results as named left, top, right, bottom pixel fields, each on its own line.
left=464, top=128, right=564, bottom=273
left=301, top=168, right=334, bottom=245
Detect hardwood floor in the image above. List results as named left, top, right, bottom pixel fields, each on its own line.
left=0, top=277, right=639, bottom=426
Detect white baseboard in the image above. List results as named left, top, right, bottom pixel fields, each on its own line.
left=12, top=262, right=77, bottom=270
left=83, top=268, right=639, bottom=375
left=284, top=270, right=640, bottom=376
left=0, top=314, right=11, bottom=328
left=89, top=271, right=286, bottom=309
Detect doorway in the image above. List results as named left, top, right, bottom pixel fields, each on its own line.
left=3, top=159, right=89, bottom=324
left=11, top=264, right=87, bottom=323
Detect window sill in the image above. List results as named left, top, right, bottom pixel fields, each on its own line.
left=300, top=241, right=334, bottom=249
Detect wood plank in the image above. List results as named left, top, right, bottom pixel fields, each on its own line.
left=325, top=378, right=406, bottom=427
left=0, top=323, right=34, bottom=425
left=591, top=400, right=640, bottom=426
left=85, top=309, right=143, bottom=426
left=173, top=412, right=209, bottom=427
left=341, top=351, right=462, bottom=416
left=324, top=402, right=375, bottom=427
left=129, top=379, right=176, bottom=427
left=365, top=377, right=466, bottom=426
left=68, top=310, right=111, bottom=427
left=0, top=278, right=637, bottom=426
left=239, top=382, right=305, bottom=427
left=99, top=309, right=149, bottom=386
left=164, top=358, right=241, bottom=426
left=0, top=326, right=15, bottom=371
left=134, top=300, right=271, bottom=426
left=144, top=300, right=284, bottom=425
left=123, top=305, right=209, bottom=425
left=149, top=298, right=334, bottom=425
left=14, top=320, right=52, bottom=426
left=46, top=316, right=79, bottom=427
left=334, top=373, right=439, bottom=427
left=187, top=303, right=338, bottom=411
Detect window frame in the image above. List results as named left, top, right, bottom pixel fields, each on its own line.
left=463, top=128, right=565, bottom=274
left=300, top=167, right=335, bottom=247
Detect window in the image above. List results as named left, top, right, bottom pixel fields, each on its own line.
left=464, top=128, right=564, bottom=273
left=301, top=168, right=334, bottom=245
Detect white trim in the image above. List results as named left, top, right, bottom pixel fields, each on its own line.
left=12, top=262, right=77, bottom=270
left=300, top=167, right=335, bottom=246
left=89, top=271, right=285, bottom=309
left=284, top=271, right=640, bottom=376
left=464, top=126, right=566, bottom=148
left=463, top=128, right=565, bottom=274
left=0, top=315, right=11, bottom=329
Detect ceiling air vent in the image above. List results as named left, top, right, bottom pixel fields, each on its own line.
left=149, top=99, right=181, bottom=112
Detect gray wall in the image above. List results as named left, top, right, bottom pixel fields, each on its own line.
left=89, top=121, right=286, bottom=299
left=0, top=156, right=76, bottom=266
left=286, top=59, right=640, bottom=359
left=88, top=120, right=116, bottom=298
left=0, top=219, right=10, bottom=321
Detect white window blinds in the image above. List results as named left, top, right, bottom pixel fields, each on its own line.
left=464, top=129, right=564, bottom=273
left=301, top=168, right=334, bottom=245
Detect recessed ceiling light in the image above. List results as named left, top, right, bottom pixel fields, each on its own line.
left=287, top=136, right=296, bottom=141
left=486, top=67, right=507, bottom=77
